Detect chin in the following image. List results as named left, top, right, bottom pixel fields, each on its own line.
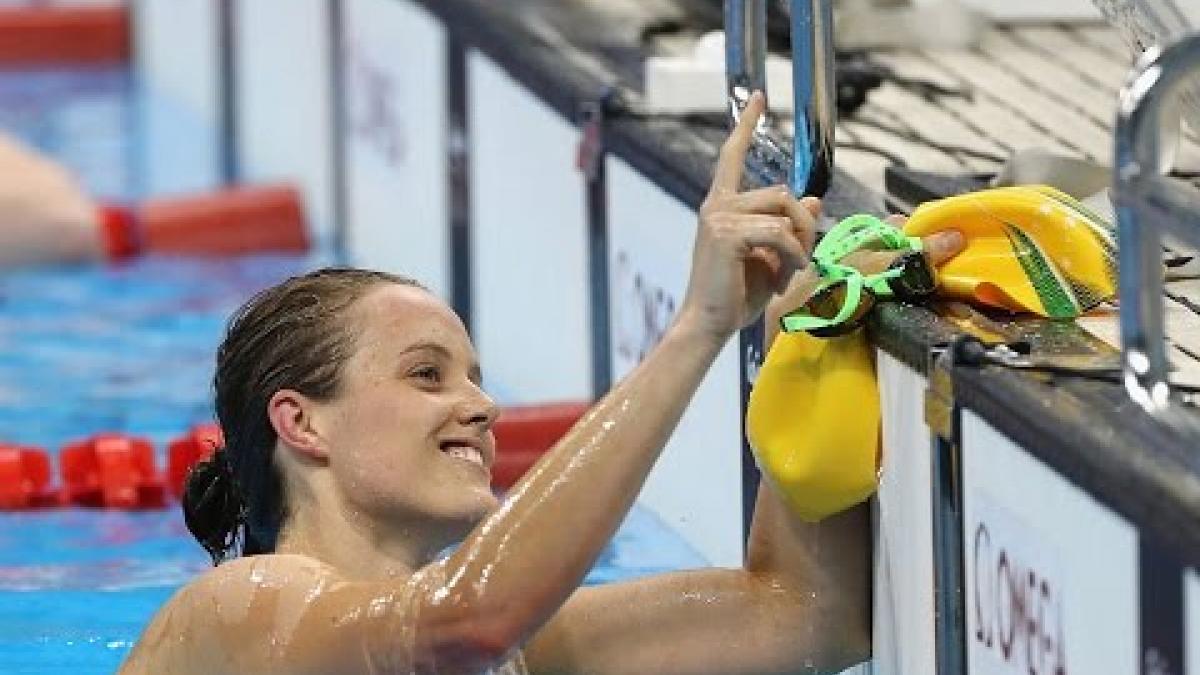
left=439, top=488, right=501, bottom=537
left=466, top=487, right=502, bottom=521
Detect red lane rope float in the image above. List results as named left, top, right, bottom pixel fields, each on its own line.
left=0, top=402, right=591, bottom=511
left=167, top=424, right=223, bottom=500
left=97, top=203, right=140, bottom=260
left=98, top=184, right=311, bottom=260
left=137, top=184, right=310, bottom=255
left=60, top=434, right=166, bottom=510
left=0, top=7, right=129, bottom=67
left=0, top=445, right=57, bottom=509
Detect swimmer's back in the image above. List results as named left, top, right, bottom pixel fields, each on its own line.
left=120, top=553, right=529, bottom=675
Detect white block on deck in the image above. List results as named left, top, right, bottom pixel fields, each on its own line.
left=642, top=32, right=794, bottom=114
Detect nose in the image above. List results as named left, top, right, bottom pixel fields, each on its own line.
left=458, top=384, right=499, bottom=431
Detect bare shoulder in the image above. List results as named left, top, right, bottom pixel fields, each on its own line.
left=120, top=554, right=480, bottom=674
left=119, top=554, right=353, bottom=675
left=186, top=553, right=346, bottom=600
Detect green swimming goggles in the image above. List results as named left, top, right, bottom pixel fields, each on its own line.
left=781, top=214, right=938, bottom=338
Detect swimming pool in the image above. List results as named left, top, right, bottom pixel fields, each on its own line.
left=0, top=70, right=707, bottom=674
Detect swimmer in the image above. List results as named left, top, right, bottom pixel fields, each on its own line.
left=0, top=133, right=104, bottom=266
left=120, top=92, right=964, bottom=675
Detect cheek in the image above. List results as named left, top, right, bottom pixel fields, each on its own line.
left=326, top=391, right=445, bottom=491
left=332, top=381, right=431, bottom=441
left=331, top=432, right=427, bottom=510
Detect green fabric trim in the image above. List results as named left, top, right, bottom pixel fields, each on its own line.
left=1002, top=223, right=1080, bottom=318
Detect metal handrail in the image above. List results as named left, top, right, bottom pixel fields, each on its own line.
left=724, top=0, right=834, bottom=196
left=1115, top=32, right=1200, bottom=412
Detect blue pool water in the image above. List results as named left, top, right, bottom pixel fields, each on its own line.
left=0, top=70, right=707, bottom=673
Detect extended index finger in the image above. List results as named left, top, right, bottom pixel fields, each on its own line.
left=709, top=91, right=767, bottom=197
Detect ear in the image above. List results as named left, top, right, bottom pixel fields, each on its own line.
left=267, top=389, right=330, bottom=461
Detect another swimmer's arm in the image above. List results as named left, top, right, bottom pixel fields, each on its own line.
left=0, top=133, right=103, bottom=266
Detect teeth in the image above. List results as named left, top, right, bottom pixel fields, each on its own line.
left=445, top=445, right=484, bottom=467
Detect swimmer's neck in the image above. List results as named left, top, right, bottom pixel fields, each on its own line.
left=274, top=502, right=447, bottom=582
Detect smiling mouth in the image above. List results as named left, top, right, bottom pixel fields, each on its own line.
left=440, top=442, right=487, bottom=470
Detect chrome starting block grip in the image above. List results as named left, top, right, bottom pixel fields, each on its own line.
left=723, top=0, right=834, bottom=196
left=1115, top=32, right=1200, bottom=412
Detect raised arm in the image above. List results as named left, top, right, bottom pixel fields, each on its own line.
left=422, top=91, right=814, bottom=667
left=521, top=212, right=871, bottom=675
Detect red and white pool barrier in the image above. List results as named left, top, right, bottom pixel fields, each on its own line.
left=491, top=402, right=590, bottom=491
left=99, top=184, right=311, bottom=260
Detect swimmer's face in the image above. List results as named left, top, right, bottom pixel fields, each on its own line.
left=316, top=283, right=499, bottom=543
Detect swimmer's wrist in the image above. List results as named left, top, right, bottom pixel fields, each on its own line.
left=668, top=308, right=733, bottom=355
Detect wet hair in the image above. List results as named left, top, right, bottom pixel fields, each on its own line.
left=182, top=267, right=424, bottom=564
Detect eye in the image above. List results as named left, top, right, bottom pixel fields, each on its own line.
left=411, top=365, right=442, bottom=385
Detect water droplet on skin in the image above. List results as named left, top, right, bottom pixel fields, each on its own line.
left=368, top=595, right=391, bottom=619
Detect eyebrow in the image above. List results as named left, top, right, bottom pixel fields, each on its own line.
left=400, top=341, right=483, bottom=384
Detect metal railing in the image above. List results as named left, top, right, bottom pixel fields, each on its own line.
left=724, top=0, right=834, bottom=196
left=1115, top=32, right=1200, bottom=412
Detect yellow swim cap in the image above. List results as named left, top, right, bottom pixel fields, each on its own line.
left=902, top=185, right=1117, bottom=318
left=746, top=329, right=879, bottom=522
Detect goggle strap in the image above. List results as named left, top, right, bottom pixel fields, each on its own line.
left=813, top=214, right=882, bottom=260
left=779, top=275, right=865, bottom=333
left=813, top=215, right=922, bottom=267
left=780, top=312, right=832, bottom=333
left=834, top=276, right=866, bottom=324
left=864, top=267, right=906, bottom=297
left=787, top=214, right=929, bottom=335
